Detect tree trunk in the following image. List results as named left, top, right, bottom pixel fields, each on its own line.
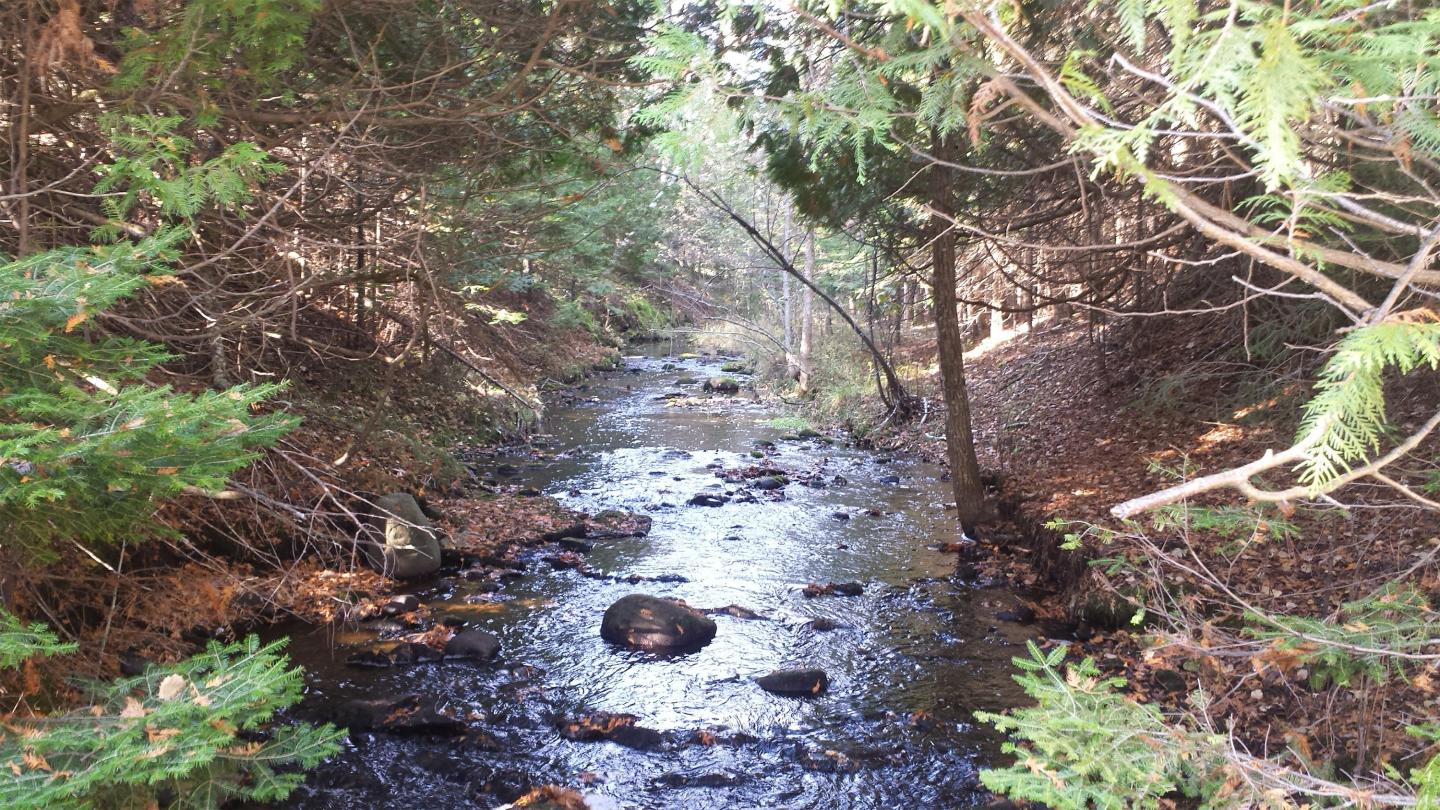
left=930, top=131, right=987, bottom=533
left=798, top=226, right=816, bottom=394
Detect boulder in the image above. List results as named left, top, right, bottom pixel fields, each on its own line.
left=702, top=376, right=740, bottom=394
left=362, top=493, right=442, bottom=579
left=600, top=594, right=717, bottom=651
left=687, top=493, right=727, bottom=507
left=390, top=641, right=443, bottom=666
left=751, top=476, right=785, bottom=491
left=756, top=668, right=829, bottom=696
left=445, top=629, right=501, bottom=662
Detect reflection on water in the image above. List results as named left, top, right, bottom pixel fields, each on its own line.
left=280, top=352, right=1033, bottom=809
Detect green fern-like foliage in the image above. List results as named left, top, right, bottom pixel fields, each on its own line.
left=975, top=642, right=1226, bottom=809
left=115, top=0, right=320, bottom=93
left=93, top=114, right=283, bottom=228
left=1297, top=318, right=1440, bottom=488
left=0, top=622, right=342, bottom=809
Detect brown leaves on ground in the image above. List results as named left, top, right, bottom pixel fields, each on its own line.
left=438, top=494, right=586, bottom=554
left=880, top=318, right=1440, bottom=773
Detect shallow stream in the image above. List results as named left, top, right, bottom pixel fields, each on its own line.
left=280, top=351, right=1035, bottom=808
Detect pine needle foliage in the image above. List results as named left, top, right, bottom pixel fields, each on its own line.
left=0, top=234, right=294, bottom=560
left=0, top=611, right=75, bottom=669
left=0, top=624, right=342, bottom=809
left=1243, top=584, right=1438, bottom=688
left=975, top=642, right=1227, bottom=809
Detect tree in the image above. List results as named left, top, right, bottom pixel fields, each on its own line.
left=0, top=611, right=341, bottom=809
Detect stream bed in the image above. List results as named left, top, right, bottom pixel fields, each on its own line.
left=279, top=351, right=1036, bottom=808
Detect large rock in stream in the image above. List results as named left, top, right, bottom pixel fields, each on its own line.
left=702, top=376, right=740, bottom=394
left=600, top=594, right=716, bottom=651
left=756, top=668, right=829, bottom=696
left=361, top=493, right=442, bottom=579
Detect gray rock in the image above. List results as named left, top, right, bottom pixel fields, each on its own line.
left=756, top=668, right=829, bottom=696
left=445, top=629, right=501, bottom=662
left=600, top=594, right=717, bottom=651
left=703, top=376, right=740, bottom=394
left=362, top=493, right=442, bottom=579
left=751, top=476, right=785, bottom=491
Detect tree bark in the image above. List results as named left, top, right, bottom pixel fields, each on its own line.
left=798, top=226, right=816, bottom=394
left=930, top=131, right=987, bottom=533
left=781, top=207, right=797, bottom=378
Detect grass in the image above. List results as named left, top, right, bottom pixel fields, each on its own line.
left=764, top=415, right=814, bottom=432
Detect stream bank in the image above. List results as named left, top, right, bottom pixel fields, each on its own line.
left=276, top=348, right=1042, bottom=809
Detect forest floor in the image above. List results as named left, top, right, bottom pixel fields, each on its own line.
left=6, top=317, right=632, bottom=701
left=870, top=314, right=1440, bottom=779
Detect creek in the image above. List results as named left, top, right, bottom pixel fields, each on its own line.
left=278, top=350, right=1037, bottom=809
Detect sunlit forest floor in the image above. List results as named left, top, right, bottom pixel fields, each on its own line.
left=880, top=315, right=1440, bottom=774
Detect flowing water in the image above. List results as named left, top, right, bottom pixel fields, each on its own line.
left=279, top=351, right=1037, bottom=809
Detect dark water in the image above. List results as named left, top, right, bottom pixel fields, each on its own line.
left=280, top=352, right=1036, bottom=809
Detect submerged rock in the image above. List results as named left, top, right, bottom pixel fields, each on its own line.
left=332, top=694, right=464, bottom=734
left=756, top=668, right=829, bottom=696
left=558, top=711, right=662, bottom=749
left=390, top=641, right=443, bottom=666
left=600, top=594, right=717, bottom=651
left=803, top=581, right=864, bottom=598
left=703, top=604, right=767, bottom=620
left=687, top=493, right=728, bottom=507
left=445, top=629, right=501, bottom=662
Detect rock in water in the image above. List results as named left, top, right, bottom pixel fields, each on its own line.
left=362, top=493, right=442, bottom=579
left=332, top=694, right=464, bottom=734
left=702, top=376, right=740, bottom=394
left=600, top=594, right=717, bottom=651
left=756, top=668, right=829, bottom=696
left=445, top=629, right=501, bottom=662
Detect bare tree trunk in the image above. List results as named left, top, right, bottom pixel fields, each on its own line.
left=798, top=226, right=816, bottom=394
left=930, top=130, right=987, bottom=533
left=782, top=207, right=797, bottom=378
